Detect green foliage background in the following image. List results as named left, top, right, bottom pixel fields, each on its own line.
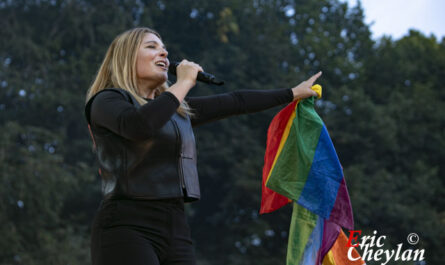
left=0, top=0, right=443, bottom=264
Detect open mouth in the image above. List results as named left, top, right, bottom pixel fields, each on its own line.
left=155, top=61, right=168, bottom=70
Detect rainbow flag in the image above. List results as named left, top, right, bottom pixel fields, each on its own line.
left=260, top=85, right=363, bottom=265
left=322, top=229, right=365, bottom=265
left=286, top=205, right=364, bottom=265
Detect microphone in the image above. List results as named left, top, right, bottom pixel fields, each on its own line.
left=168, top=62, right=224, bottom=86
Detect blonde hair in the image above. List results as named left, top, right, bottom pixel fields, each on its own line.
left=86, top=27, right=193, bottom=117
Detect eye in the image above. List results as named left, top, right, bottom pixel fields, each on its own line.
left=146, top=45, right=156, bottom=49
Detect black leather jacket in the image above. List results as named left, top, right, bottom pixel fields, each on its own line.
left=85, top=88, right=200, bottom=202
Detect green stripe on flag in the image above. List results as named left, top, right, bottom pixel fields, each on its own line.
left=286, top=201, right=318, bottom=265
left=266, top=97, right=323, bottom=201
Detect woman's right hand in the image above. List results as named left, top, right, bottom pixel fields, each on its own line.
left=167, top=59, right=204, bottom=103
left=175, top=59, right=204, bottom=88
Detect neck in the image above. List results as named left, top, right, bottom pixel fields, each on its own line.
left=139, top=88, right=156, bottom=99
left=138, top=80, right=161, bottom=99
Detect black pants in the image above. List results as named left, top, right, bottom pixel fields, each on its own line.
left=90, top=197, right=197, bottom=265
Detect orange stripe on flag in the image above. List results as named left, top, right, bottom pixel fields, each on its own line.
left=323, top=230, right=365, bottom=265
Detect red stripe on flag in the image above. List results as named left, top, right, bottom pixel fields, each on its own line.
left=260, top=101, right=297, bottom=214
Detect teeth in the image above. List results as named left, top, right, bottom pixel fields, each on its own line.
left=156, top=62, right=166, bottom=67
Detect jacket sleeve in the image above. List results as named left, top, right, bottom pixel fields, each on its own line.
left=185, top=88, right=294, bottom=127
left=89, top=90, right=180, bottom=141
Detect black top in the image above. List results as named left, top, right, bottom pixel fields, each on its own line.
left=89, top=88, right=294, bottom=141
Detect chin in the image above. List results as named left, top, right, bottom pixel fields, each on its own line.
left=159, top=75, right=168, bottom=85
left=153, top=75, right=167, bottom=88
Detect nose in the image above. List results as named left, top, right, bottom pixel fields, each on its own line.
left=160, top=47, right=168, bottom=57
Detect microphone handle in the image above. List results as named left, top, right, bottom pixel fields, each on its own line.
left=197, top=72, right=224, bottom=86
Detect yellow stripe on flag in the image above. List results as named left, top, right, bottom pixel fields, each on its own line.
left=322, top=251, right=336, bottom=265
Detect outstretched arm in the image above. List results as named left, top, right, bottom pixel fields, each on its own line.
left=186, top=88, right=294, bottom=127
left=187, top=71, right=322, bottom=127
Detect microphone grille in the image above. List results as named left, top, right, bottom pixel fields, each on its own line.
left=168, top=61, right=179, bottom=75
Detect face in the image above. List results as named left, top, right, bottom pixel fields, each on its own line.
left=136, top=33, right=169, bottom=87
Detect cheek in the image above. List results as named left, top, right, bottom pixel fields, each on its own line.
left=136, top=59, right=145, bottom=76
left=136, top=54, right=153, bottom=76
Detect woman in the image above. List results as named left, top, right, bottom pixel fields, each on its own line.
left=85, top=27, right=321, bottom=265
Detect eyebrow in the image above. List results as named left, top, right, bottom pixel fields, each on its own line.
left=143, top=40, right=167, bottom=50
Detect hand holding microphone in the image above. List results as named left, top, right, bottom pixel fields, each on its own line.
left=166, top=59, right=224, bottom=103
left=173, top=60, right=204, bottom=88
left=169, top=60, right=224, bottom=86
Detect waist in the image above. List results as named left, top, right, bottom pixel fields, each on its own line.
left=94, top=196, right=187, bottom=230
left=102, top=196, right=185, bottom=208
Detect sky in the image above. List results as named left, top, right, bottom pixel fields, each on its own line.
left=341, top=0, right=445, bottom=40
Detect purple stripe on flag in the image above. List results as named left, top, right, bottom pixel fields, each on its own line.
left=315, top=220, right=341, bottom=265
left=328, top=177, right=354, bottom=229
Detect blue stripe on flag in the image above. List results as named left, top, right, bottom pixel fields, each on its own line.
left=297, top=125, right=343, bottom=218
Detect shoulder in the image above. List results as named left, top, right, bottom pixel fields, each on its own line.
left=91, top=88, right=132, bottom=103
left=85, top=88, right=132, bottom=124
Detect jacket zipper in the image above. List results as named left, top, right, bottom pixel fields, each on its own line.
left=171, top=119, right=186, bottom=191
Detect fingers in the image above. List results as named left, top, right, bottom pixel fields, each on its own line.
left=179, top=59, right=203, bottom=72
left=308, top=71, right=322, bottom=84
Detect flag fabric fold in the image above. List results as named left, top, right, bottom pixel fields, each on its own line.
left=260, top=85, right=363, bottom=265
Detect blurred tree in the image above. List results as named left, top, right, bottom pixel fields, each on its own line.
left=0, top=0, right=140, bottom=263
left=348, top=31, right=445, bottom=265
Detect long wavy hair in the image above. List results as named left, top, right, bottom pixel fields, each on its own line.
left=86, top=27, right=193, bottom=117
